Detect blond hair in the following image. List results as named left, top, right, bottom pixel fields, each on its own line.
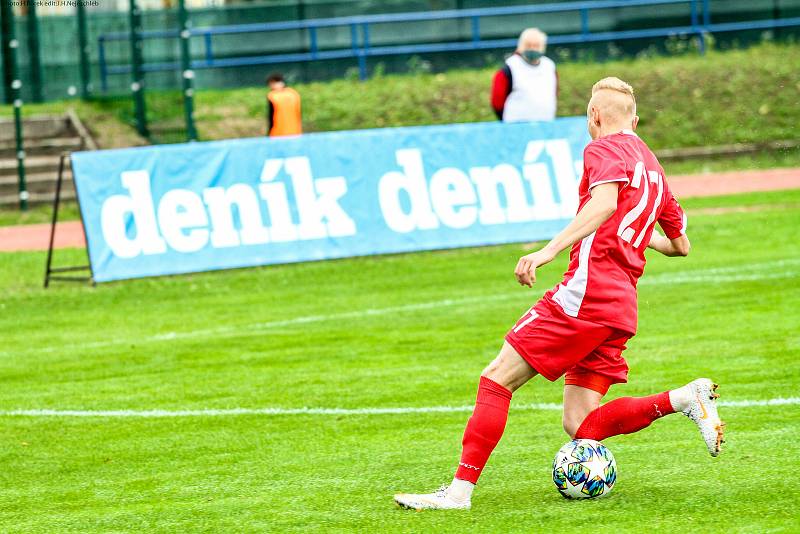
left=590, top=77, right=636, bottom=118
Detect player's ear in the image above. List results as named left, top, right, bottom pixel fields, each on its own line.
left=590, top=106, right=601, bottom=127
left=631, top=115, right=639, bottom=130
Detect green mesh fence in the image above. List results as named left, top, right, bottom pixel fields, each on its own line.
left=8, top=1, right=800, bottom=100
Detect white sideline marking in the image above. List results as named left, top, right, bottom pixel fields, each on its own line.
left=2, top=397, right=798, bottom=418
left=2, top=258, right=798, bottom=358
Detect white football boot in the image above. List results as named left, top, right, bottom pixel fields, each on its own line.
left=681, top=378, right=725, bottom=457
left=394, top=485, right=471, bottom=510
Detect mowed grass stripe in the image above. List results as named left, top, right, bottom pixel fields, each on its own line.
left=2, top=397, right=798, bottom=418
left=1, top=257, right=797, bottom=359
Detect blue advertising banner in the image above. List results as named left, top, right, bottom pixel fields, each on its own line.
left=71, top=118, right=591, bottom=282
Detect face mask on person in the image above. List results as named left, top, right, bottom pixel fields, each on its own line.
left=522, top=50, right=543, bottom=63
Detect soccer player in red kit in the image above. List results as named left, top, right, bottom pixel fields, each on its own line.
left=395, top=77, right=725, bottom=510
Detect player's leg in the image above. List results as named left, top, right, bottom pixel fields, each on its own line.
left=562, top=383, right=604, bottom=439
left=394, top=341, right=537, bottom=510
left=394, top=300, right=613, bottom=510
left=454, top=341, right=538, bottom=481
left=569, top=332, right=725, bottom=455
left=568, top=332, right=676, bottom=439
left=574, top=378, right=724, bottom=455
left=574, top=388, right=676, bottom=440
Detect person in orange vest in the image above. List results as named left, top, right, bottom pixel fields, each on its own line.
left=266, top=73, right=302, bottom=137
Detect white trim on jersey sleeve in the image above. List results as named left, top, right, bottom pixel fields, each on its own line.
left=632, top=171, right=664, bottom=248
left=552, top=231, right=596, bottom=317
left=589, top=177, right=629, bottom=189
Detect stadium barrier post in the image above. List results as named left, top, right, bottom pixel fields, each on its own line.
left=3, top=6, right=29, bottom=211
left=203, top=32, right=212, bottom=65
left=360, top=23, right=369, bottom=80
left=26, top=0, right=44, bottom=103
left=690, top=0, right=706, bottom=55
left=580, top=8, right=589, bottom=38
left=98, top=36, right=109, bottom=92
left=12, top=96, right=26, bottom=211
left=178, top=0, right=197, bottom=142
left=77, top=0, right=92, bottom=100
left=350, top=23, right=367, bottom=80
left=44, top=153, right=93, bottom=288
left=700, top=0, right=710, bottom=54
left=0, top=3, right=8, bottom=104
left=129, top=0, right=149, bottom=137
left=310, top=27, right=318, bottom=57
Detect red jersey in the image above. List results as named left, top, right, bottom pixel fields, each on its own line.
left=545, top=130, right=686, bottom=334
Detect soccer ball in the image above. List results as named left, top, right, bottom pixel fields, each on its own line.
left=552, top=439, right=617, bottom=499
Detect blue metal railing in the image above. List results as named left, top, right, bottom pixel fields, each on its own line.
left=97, top=0, right=800, bottom=91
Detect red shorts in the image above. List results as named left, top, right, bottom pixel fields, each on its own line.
left=504, top=298, right=631, bottom=395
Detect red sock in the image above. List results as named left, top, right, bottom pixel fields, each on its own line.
left=574, top=391, right=675, bottom=441
left=455, top=376, right=513, bottom=484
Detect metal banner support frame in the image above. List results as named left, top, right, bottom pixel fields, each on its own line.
left=44, top=153, right=94, bottom=288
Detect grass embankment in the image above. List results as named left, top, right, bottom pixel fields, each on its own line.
left=2, top=42, right=798, bottom=151
left=201, top=42, right=800, bottom=151
left=0, top=41, right=797, bottom=225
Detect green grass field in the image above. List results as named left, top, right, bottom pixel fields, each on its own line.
left=1, top=188, right=799, bottom=532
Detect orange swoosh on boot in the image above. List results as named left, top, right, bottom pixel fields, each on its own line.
left=697, top=394, right=708, bottom=420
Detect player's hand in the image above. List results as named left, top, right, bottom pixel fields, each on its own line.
left=514, top=248, right=556, bottom=288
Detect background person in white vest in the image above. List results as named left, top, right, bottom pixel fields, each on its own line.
left=490, top=28, right=558, bottom=122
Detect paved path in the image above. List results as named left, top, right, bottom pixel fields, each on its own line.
left=0, top=221, right=86, bottom=252
left=1, top=167, right=799, bottom=252
left=668, top=167, right=800, bottom=197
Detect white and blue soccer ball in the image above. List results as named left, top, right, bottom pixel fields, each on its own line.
left=552, top=439, right=617, bottom=499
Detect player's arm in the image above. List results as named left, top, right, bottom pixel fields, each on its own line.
left=514, top=182, right=619, bottom=287
left=648, top=230, right=690, bottom=257
left=648, top=190, right=690, bottom=257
